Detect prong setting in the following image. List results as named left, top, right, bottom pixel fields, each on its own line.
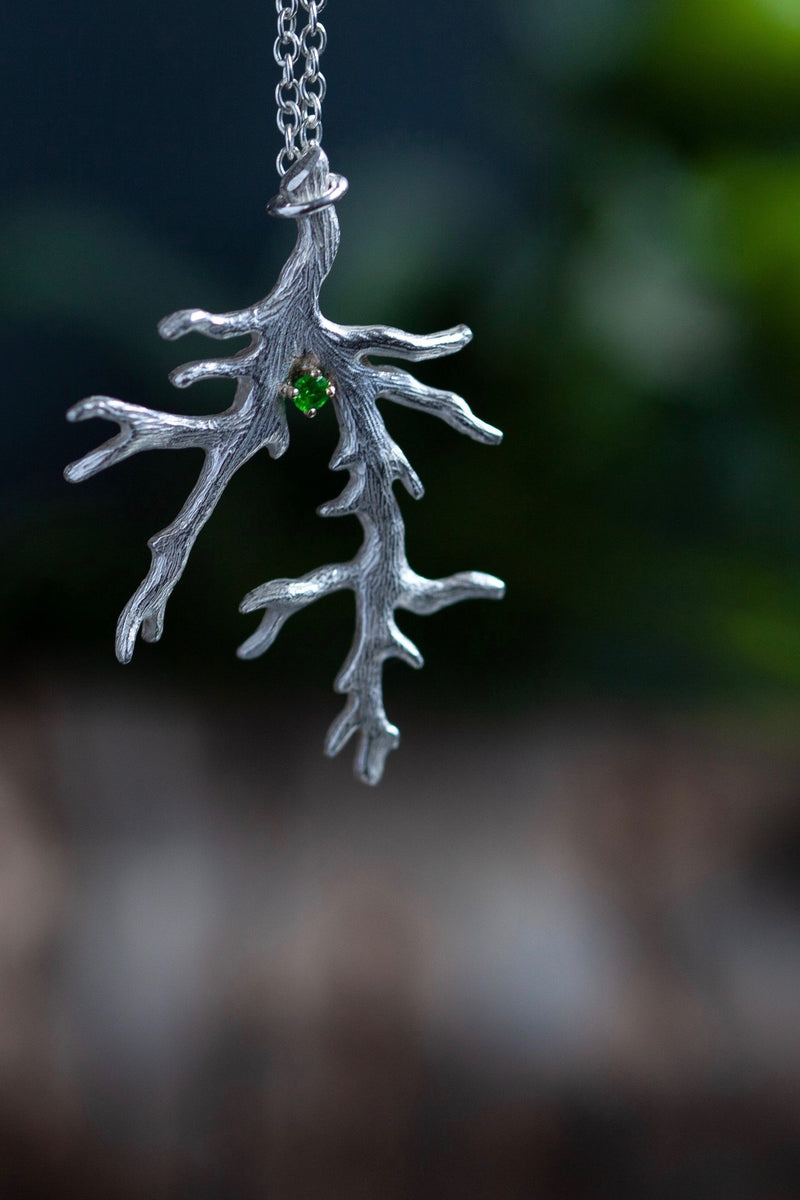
left=284, top=358, right=334, bottom=417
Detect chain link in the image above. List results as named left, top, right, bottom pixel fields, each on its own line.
left=274, top=0, right=328, bottom=176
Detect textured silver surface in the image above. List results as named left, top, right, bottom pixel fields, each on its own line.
left=65, top=147, right=505, bottom=784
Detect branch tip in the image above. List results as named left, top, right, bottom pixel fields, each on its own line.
left=347, top=322, right=474, bottom=363
left=324, top=700, right=400, bottom=786
left=375, top=369, right=503, bottom=446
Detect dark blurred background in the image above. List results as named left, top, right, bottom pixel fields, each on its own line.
left=1, top=0, right=800, bottom=1196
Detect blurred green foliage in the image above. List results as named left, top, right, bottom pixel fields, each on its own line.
left=4, top=0, right=800, bottom=707
left=642, top=0, right=800, bottom=123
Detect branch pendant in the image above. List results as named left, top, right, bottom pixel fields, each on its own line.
left=65, top=148, right=505, bottom=785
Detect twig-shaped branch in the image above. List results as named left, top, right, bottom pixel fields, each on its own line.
left=66, top=146, right=504, bottom=782
left=64, top=152, right=334, bottom=659
left=372, top=364, right=503, bottom=444
left=239, top=306, right=504, bottom=784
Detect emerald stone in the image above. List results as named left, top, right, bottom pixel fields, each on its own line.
left=292, top=372, right=331, bottom=415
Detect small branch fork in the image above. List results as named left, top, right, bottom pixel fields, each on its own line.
left=66, top=146, right=504, bottom=783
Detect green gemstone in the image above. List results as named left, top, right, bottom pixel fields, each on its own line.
left=292, top=373, right=331, bottom=415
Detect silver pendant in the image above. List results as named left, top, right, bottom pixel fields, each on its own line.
left=65, top=147, right=504, bottom=784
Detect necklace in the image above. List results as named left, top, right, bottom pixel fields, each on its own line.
left=64, top=0, right=505, bottom=785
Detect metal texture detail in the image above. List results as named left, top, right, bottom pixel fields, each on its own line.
left=65, top=147, right=505, bottom=784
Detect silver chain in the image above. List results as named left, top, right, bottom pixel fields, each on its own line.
left=274, top=0, right=328, bottom=177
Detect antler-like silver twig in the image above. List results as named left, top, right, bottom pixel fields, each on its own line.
left=66, top=146, right=504, bottom=782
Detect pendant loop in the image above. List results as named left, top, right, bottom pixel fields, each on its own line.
left=267, top=170, right=348, bottom=218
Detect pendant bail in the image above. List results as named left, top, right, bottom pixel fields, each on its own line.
left=267, top=145, right=348, bottom=219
